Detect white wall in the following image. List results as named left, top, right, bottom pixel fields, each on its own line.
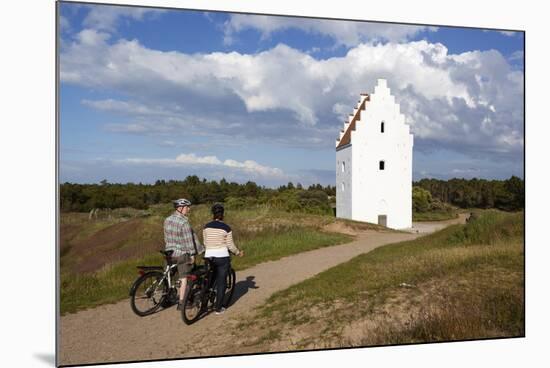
left=336, top=145, right=352, bottom=219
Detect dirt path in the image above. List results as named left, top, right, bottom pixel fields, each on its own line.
left=59, top=214, right=467, bottom=365
left=409, top=213, right=467, bottom=234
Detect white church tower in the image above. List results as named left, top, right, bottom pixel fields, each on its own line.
left=335, top=79, right=414, bottom=229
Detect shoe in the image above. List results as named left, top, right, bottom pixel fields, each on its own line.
left=214, top=307, right=226, bottom=315
left=177, top=301, right=185, bottom=311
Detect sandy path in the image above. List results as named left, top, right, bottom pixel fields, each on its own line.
left=59, top=214, right=467, bottom=365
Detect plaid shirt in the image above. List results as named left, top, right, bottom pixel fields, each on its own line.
left=164, top=211, right=202, bottom=257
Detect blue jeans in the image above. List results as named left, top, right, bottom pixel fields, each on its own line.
left=210, top=257, right=230, bottom=311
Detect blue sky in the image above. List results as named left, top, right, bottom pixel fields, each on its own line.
left=59, top=3, right=524, bottom=186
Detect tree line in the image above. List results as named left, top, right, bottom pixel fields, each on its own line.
left=60, top=175, right=524, bottom=214
left=60, top=176, right=336, bottom=214
left=414, top=176, right=524, bottom=211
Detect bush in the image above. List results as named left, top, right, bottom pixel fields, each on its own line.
left=413, top=186, right=432, bottom=212
left=298, top=190, right=331, bottom=213
left=267, top=189, right=332, bottom=215
left=225, top=196, right=247, bottom=210
left=412, top=186, right=457, bottom=221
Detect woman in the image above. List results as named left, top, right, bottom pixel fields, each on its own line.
left=203, top=203, right=244, bottom=314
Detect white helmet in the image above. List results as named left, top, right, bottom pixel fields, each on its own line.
left=173, top=198, right=192, bottom=208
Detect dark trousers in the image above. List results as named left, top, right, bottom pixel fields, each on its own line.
left=211, top=256, right=230, bottom=311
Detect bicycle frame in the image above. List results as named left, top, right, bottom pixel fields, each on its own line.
left=162, top=263, right=179, bottom=290
left=138, top=262, right=178, bottom=295
left=130, top=251, right=194, bottom=316
left=159, top=265, right=182, bottom=308
left=192, top=260, right=223, bottom=305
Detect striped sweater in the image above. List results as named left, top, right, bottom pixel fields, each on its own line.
left=203, top=220, right=240, bottom=255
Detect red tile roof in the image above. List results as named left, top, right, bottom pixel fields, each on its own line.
left=336, top=95, right=369, bottom=150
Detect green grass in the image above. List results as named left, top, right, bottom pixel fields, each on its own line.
left=59, top=204, right=354, bottom=315
left=232, top=226, right=352, bottom=270
left=447, top=210, right=523, bottom=245
left=247, top=210, right=523, bottom=347
left=60, top=252, right=165, bottom=314
left=336, top=218, right=389, bottom=231
left=413, top=209, right=458, bottom=221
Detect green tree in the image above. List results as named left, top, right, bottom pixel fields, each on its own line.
left=505, top=176, right=525, bottom=210
left=412, top=186, right=432, bottom=212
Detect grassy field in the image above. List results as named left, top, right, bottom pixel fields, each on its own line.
left=232, top=210, right=524, bottom=349
left=59, top=204, right=357, bottom=315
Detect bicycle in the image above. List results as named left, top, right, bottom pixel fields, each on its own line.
left=181, top=257, right=236, bottom=325
left=129, top=249, right=180, bottom=316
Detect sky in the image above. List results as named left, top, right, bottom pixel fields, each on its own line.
left=58, top=2, right=524, bottom=187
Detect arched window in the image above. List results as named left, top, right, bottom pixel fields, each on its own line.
left=342, top=161, right=346, bottom=172
left=341, top=182, right=345, bottom=192
left=379, top=160, right=385, bottom=170
left=381, top=121, right=385, bottom=133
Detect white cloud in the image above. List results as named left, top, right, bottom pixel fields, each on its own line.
left=483, top=29, right=518, bottom=37
left=61, top=29, right=523, bottom=159
left=120, top=153, right=286, bottom=179
left=222, top=159, right=284, bottom=177
left=82, top=98, right=178, bottom=117
left=223, top=14, right=437, bottom=46
left=59, top=15, right=70, bottom=33
left=332, top=102, right=349, bottom=115
left=452, top=168, right=481, bottom=174
left=82, top=5, right=164, bottom=33
left=159, top=140, right=176, bottom=147
left=509, top=50, right=524, bottom=61
left=62, top=33, right=470, bottom=124
left=175, top=153, right=221, bottom=165
left=104, top=123, right=151, bottom=134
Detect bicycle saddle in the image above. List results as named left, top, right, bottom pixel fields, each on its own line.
left=160, top=250, right=174, bottom=257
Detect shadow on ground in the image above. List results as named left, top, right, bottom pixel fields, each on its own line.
left=229, top=276, right=259, bottom=307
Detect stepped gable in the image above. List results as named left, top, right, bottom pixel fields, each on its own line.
left=336, top=93, right=370, bottom=150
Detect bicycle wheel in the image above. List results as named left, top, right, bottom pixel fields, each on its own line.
left=129, top=271, right=167, bottom=316
left=181, top=281, right=203, bottom=325
left=222, top=268, right=236, bottom=308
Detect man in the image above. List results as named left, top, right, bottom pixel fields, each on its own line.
left=203, top=203, right=243, bottom=315
left=164, top=198, right=203, bottom=310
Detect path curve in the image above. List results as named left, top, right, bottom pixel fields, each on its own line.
left=59, top=214, right=467, bottom=365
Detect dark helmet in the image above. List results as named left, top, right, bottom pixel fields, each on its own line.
left=173, top=198, right=192, bottom=208
left=211, top=203, right=225, bottom=217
